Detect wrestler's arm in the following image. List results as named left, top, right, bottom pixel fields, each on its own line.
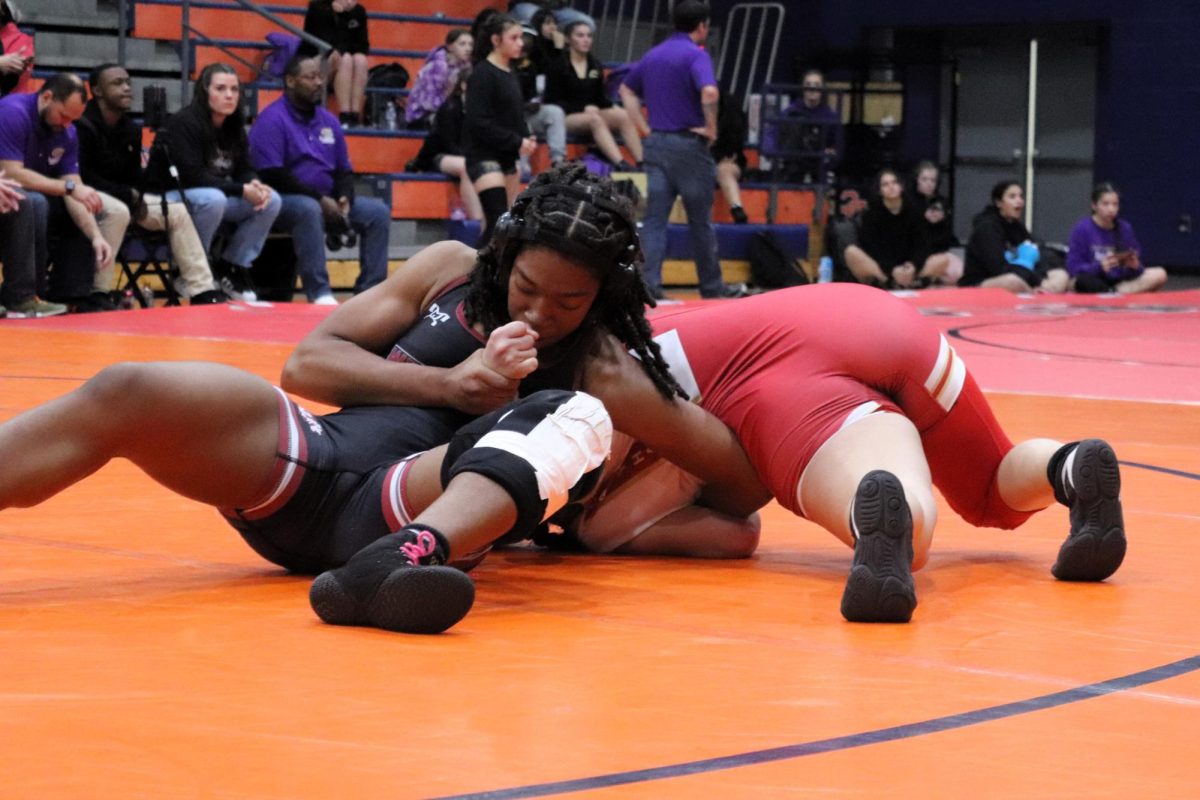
left=582, top=335, right=771, bottom=518
left=613, top=506, right=761, bottom=559
left=281, top=240, right=523, bottom=413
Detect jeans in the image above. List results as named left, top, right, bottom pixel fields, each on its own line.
left=169, top=187, right=281, bottom=268
left=526, top=103, right=567, bottom=164
left=274, top=194, right=391, bottom=300
left=25, top=190, right=118, bottom=300
left=641, top=131, right=724, bottom=297
left=0, top=196, right=38, bottom=306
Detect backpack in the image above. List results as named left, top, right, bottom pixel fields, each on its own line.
left=365, top=62, right=411, bottom=126
left=747, top=230, right=809, bottom=290
left=262, top=32, right=301, bottom=80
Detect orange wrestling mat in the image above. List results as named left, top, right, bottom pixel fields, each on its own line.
left=2, top=289, right=1198, bottom=798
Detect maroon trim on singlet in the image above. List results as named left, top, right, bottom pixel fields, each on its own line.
left=219, top=388, right=310, bottom=521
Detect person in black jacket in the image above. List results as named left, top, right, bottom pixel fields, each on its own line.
left=301, top=0, right=370, bottom=127
left=713, top=91, right=748, bottom=223
left=910, top=160, right=961, bottom=285
left=143, top=63, right=281, bottom=301
left=962, top=179, right=1068, bottom=293
left=544, top=20, right=643, bottom=168
left=840, top=168, right=947, bottom=288
left=78, top=64, right=224, bottom=304
left=464, top=13, right=536, bottom=244
left=408, top=70, right=482, bottom=220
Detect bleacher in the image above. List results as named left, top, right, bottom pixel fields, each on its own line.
left=20, top=0, right=819, bottom=292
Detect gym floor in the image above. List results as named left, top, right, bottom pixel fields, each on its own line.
left=1, top=286, right=1197, bottom=798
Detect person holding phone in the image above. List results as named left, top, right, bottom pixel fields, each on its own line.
left=1066, top=182, right=1168, bottom=294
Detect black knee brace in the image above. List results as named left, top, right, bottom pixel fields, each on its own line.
left=441, top=390, right=611, bottom=538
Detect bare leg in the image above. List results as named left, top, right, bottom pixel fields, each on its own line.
left=332, top=52, right=354, bottom=117
left=0, top=362, right=281, bottom=510
left=842, top=244, right=891, bottom=286
left=918, top=252, right=950, bottom=283
left=997, top=438, right=1059, bottom=511
left=600, top=106, right=642, bottom=163
left=438, top=155, right=483, bottom=219
left=505, top=171, right=522, bottom=205
left=980, top=272, right=1034, bottom=293
left=1037, top=268, right=1070, bottom=294
left=1116, top=266, right=1168, bottom=294
left=325, top=51, right=344, bottom=113
left=797, top=412, right=938, bottom=569
left=566, top=110, right=623, bottom=165
left=716, top=158, right=743, bottom=211
left=349, top=53, right=369, bottom=119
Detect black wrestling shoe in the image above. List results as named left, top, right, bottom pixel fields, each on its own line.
left=1050, top=439, right=1126, bottom=582
left=841, top=470, right=917, bottom=623
left=309, top=525, right=475, bottom=634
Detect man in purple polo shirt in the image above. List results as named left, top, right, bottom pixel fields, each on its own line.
left=0, top=72, right=128, bottom=312
left=619, top=0, right=746, bottom=300
left=248, top=55, right=390, bottom=304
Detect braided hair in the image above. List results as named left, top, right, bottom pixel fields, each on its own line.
left=464, top=162, right=682, bottom=400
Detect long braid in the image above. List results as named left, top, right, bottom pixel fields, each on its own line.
left=464, top=163, right=683, bottom=399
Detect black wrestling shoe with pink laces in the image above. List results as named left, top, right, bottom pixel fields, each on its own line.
left=309, top=525, right=475, bottom=634
left=840, top=470, right=917, bottom=623
left=1050, top=439, right=1126, bottom=582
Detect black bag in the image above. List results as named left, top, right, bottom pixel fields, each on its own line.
left=365, top=62, right=410, bottom=127
left=748, top=230, right=809, bottom=289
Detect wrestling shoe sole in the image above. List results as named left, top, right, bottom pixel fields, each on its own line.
left=841, top=470, right=917, bottom=623
left=310, top=565, right=476, bottom=634
left=1053, top=439, right=1126, bottom=582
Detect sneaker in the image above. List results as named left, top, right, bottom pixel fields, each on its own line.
left=218, top=266, right=258, bottom=303
left=840, top=470, right=917, bottom=623
left=7, top=296, right=69, bottom=318
left=730, top=205, right=749, bottom=224
left=190, top=289, right=226, bottom=305
left=706, top=282, right=753, bottom=299
left=309, top=526, right=476, bottom=634
left=1050, top=439, right=1126, bottom=581
left=311, top=294, right=338, bottom=306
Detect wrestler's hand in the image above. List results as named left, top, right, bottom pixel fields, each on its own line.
left=445, top=323, right=539, bottom=414
left=483, top=320, right=539, bottom=380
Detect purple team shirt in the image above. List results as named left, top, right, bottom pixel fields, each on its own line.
left=622, top=32, right=716, bottom=132
left=248, top=96, right=351, bottom=197
left=1066, top=215, right=1144, bottom=281
left=0, top=91, right=80, bottom=177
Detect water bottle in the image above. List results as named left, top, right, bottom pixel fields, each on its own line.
left=818, top=256, right=833, bottom=284
left=141, top=285, right=156, bottom=308
left=384, top=101, right=397, bottom=132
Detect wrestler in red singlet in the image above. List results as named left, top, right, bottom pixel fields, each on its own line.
left=649, top=283, right=1032, bottom=529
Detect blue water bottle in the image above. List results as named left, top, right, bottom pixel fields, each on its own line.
left=818, top=256, right=833, bottom=284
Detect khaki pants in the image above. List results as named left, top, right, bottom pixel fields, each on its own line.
left=92, top=191, right=130, bottom=293
left=137, top=194, right=216, bottom=297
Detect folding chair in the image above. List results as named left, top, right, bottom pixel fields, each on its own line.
left=117, top=226, right=182, bottom=307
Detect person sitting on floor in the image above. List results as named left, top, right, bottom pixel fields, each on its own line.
left=78, top=64, right=224, bottom=305
left=962, top=179, right=1068, bottom=294
left=839, top=168, right=948, bottom=288
left=1066, top=182, right=1167, bottom=295
left=249, top=55, right=391, bottom=305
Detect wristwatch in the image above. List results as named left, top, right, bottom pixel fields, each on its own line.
left=64, top=180, right=76, bottom=196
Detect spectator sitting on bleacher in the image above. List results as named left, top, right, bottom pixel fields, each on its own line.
left=781, top=69, right=843, bottom=185
left=509, top=1, right=597, bottom=35
left=77, top=64, right=224, bottom=305
left=713, top=90, right=749, bottom=224
left=249, top=55, right=391, bottom=305
left=838, top=168, right=947, bottom=289
left=0, top=0, right=34, bottom=97
left=514, top=25, right=566, bottom=176
left=525, top=8, right=563, bottom=72
left=0, top=169, right=67, bottom=317
left=465, top=13, right=537, bottom=244
left=408, top=70, right=482, bottom=221
left=405, top=28, right=473, bottom=131
left=301, top=0, right=369, bottom=128
left=545, top=20, right=642, bottom=170
left=0, top=72, right=127, bottom=312
left=143, top=63, right=281, bottom=303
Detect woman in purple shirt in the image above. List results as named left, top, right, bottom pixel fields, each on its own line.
left=1066, top=182, right=1168, bottom=294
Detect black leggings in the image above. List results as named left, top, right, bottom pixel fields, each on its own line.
left=477, top=186, right=509, bottom=247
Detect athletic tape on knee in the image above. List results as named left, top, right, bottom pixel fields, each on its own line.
left=444, top=391, right=612, bottom=536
